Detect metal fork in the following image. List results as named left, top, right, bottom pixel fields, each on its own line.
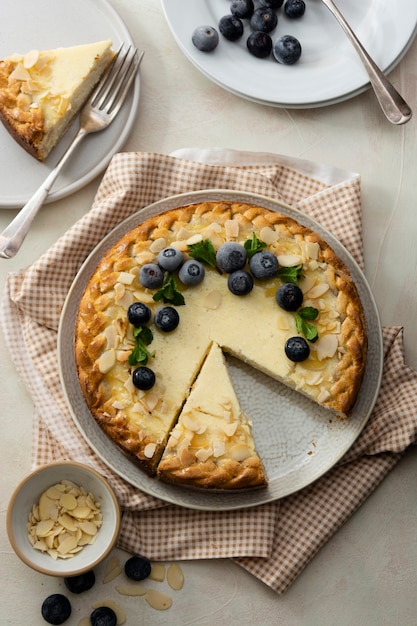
left=0, top=46, right=144, bottom=259
left=318, top=0, right=412, bottom=125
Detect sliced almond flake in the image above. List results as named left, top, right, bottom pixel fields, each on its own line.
left=260, top=226, right=278, bottom=245
left=57, top=514, right=78, bottom=532
left=186, top=233, right=203, bottom=245
left=149, top=237, right=167, bottom=253
left=59, top=493, right=77, bottom=510
left=149, top=563, right=165, bottom=582
left=225, top=219, right=239, bottom=239
left=142, top=392, right=159, bottom=412
left=277, top=254, right=303, bottom=267
left=182, top=413, right=201, bottom=432
left=78, top=520, right=99, bottom=536
left=98, top=348, right=116, bottom=374
left=223, top=422, right=238, bottom=437
left=10, top=63, right=31, bottom=81
left=46, top=486, right=64, bottom=500
left=307, top=283, right=330, bottom=299
left=316, top=334, right=338, bottom=361
left=36, top=519, right=54, bottom=536
left=195, top=447, right=213, bottom=462
left=118, top=271, right=135, bottom=285
left=103, top=563, right=122, bottom=584
left=144, top=443, right=157, bottom=459
left=167, top=563, right=184, bottom=590
left=213, top=441, right=226, bottom=458
left=229, top=443, right=252, bottom=462
left=116, top=584, right=147, bottom=596
left=39, top=493, right=59, bottom=521
left=70, top=506, right=94, bottom=519
left=57, top=535, right=79, bottom=555
left=145, top=589, right=173, bottom=611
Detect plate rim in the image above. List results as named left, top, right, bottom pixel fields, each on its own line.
left=58, top=188, right=383, bottom=511
left=0, top=0, right=140, bottom=209
left=160, top=0, right=417, bottom=109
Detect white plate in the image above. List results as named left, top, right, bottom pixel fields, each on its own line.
left=161, top=0, right=417, bottom=108
left=0, top=0, right=140, bottom=209
left=58, top=189, right=383, bottom=511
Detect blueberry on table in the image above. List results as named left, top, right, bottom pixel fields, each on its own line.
left=272, top=35, right=302, bottom=65
left=64, top=570, right=95, bottom=594
left=285, top=336, right=310, bottom=362
left=230, top=0, right=255, bottom=19
left=157, top=246, right=184, bottom=271
left=41, top=594, right=71, bottom=625
left=124, top=554, right=152, bottom=580
left=284, top=0, right=306, bottom=18
left=155, top=306, right=180, bottom=332
left=219, top=14, right=244, bottom=41
left=178, top=259, right=205, bottom=285
left=90, top=606, right=117, bottom=626
left=216, top=242, right=247, bottom=273
left=276, top=283, right=303, bottom=311
left=250, top=7, right=278, bottom=33
left=247, top=31, right=273, bottom=58
left=249, top=250, right=278, bottom=277
left=228, top=270, right=254, bottom=295
left=192, top=25, right=219, bottom=52
left=128, top=301, right=152, bottom=326
left=139, top=263, right=165, bottom=289
left=132, top=366, right=156, bottom=390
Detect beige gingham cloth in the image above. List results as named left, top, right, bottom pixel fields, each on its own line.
left=2, top=149, right=417, bottom=595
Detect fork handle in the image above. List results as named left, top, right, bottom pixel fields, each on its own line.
left=0, top=129, right=86, bottom=259
left=321, top=0, right=412, bottom=125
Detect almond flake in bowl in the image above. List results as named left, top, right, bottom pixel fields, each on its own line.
left=6, top=461, right=121, bottom=577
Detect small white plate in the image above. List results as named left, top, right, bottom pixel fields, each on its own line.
left=0, top=0, right=140, bottom=209
left=58, top=189, right=383, bottom=511
left=161, top=0, right=417, bottom=108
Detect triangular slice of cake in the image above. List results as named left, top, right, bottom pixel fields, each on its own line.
left=157, top=342, right=267, bottom=489
left=0, top=40, right=114, bottom=160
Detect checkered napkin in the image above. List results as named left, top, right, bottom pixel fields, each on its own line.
left=2, top=148, right=417, bottom=594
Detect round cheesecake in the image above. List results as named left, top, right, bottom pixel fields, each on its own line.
left=75, top=200, right=367, bottom=489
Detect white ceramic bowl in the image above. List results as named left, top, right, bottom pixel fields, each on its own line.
left=6, top=461, right=121, bottom=577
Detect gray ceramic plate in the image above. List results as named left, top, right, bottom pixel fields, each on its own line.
left=58, top=190, right=383, bottom=511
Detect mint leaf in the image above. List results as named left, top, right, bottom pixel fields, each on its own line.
left=297, top=306, right=319, bottom=321
left=295, top=309, right=319, bottom=343
left=277, top=265, right=303, bottom=284
left=128, top=326, right=154, bottom=366
left=187, top=239, right=216, bottom=267
left=244, top=233, right=267, bottom=260
left=153, top=273, right=185, bottom=306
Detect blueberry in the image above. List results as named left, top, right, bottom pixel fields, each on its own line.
left=124, top=554, right=152, bottom=581
left=285, top=336, right=310, bottom=362
left=250, top=7, right=278, bottom=33
left=132, top=366, right=156, bottom=390
left=276, top=283, right=303, bottom=311
left=90, top=606, right=117, bottom=626
left=128, top=301, right=152, bottom=326
left=155, top=306, right=180, bottom=332
left=216, top=242, right=247, bottom=273
left=157, top=247, right=184, bottom=271
left=230, top=0, right=254, bottom=19
left=247, top=31, right=272, bottom=58
left=272, top=35, right=302, bottom=65
left=284, top=0, right=306, bottom=18
left=192, top=25, right=219, bottom=52
left=259, top=0, right=284, bottom=8
left=139, top=263, right=164, bottom=289
left=41, top=594, right=71, bottom=625
left=228, top=270, right=254, bottom=295
left=219, top=14, right=244, bottom=41
left=64, top=571, right=95, bottom=594
left=249, top=250, right=278, bottom=277
left=178, top=259, right=205, bottom=285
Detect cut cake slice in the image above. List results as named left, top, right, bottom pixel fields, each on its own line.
left=0, top=40, right=114, bottom=160
left=157, top=342, right=267, bottom=489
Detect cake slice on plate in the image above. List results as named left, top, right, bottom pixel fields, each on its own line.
left=0, top=40, right=114, bottom=160
left=157, top=342, right=267, bottom=489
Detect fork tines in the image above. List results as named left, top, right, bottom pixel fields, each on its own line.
left=92, top=45, right=143, bottom=115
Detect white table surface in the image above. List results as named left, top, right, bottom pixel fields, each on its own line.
left=1, top=1, right=417, bottom=624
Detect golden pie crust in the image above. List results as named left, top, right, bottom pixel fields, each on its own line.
left=74, top=200, right=367, bottom=489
